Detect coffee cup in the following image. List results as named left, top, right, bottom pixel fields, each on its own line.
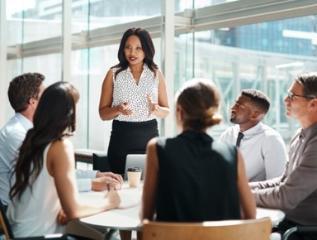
left=127, top=167, right=142, bottom=188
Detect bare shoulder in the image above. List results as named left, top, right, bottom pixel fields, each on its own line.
left=49, top=138, right=74, bottom=157
left=104, top=68, right=114, bottom=82
left=107, top=68, right=114, bottom=77
left=156, top=69, right=164, bottom=79
left=146, top=138, right=158, bottom=156
left=147, top=137, right=158, bottom=148
left=47, top=138, right=74, bottom=175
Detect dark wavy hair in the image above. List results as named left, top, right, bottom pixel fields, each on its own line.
left=112, top=27, right=158, bottom=77
left=176, top=79, right=222, bottom=131
left=8, top=73, right=45, bottom=112
left=10, top=81, right=79, bottom=200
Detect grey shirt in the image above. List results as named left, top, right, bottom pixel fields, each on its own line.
left=251, top=123, right=317, bottom=225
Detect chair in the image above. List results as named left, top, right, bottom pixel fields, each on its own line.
left=142, top=217, right=272, bottom=240
left=92, top=153, right=111, bottom=172
left=125, top=154, right=146, bottom=180
left=0, top=201, right=76, bottom=240
left=282, top=225, right=317, bottom=240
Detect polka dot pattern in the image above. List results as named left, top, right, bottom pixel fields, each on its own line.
left=112, top=64, right=159, bottom=122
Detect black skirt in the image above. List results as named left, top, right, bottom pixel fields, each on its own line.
left=107, top=119, right=158, bottom=175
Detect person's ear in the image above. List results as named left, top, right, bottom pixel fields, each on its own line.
left=176, top=105, right=183, bottom=122
left=308, top=99, right=317, bottom=112
left=250, top=110, right=264, bottom=121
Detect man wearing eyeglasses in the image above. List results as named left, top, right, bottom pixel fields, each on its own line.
left=251, top=73, right=317, bottom=240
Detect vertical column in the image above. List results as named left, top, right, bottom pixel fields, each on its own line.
left=0, top=0, right=7, bottom=126
left=275, top=73, right=281, bottom=132
left=232, top=61, right=240, bottom=99
left=161, top=0, right=175, bottom=137
left=62, top=0, right=71, bottom=82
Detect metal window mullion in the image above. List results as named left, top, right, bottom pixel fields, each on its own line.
left=0, top=0, right=7, bottom=126
left=86, top=0, right=91, bottom=148
left=161, top=0, right=175, bottom=137
left=62, top=0, right=72, bottom=82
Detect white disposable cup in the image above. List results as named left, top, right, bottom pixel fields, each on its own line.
left=127, top=169, right=142, bottom=188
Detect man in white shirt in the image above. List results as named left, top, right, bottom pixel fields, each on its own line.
left=0, top=73, right=122, bottom=207
left=220, top=89, right=287, bottom=181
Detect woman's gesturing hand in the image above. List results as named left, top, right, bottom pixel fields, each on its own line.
left=117, top=102, right=133, bottom=115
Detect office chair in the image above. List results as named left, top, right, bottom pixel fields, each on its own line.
left=282, top=225, right=317, bottom=240
left=142, top=217, right=272, bottom=240
left=92, top=153, right=111, bottom=172
left=0, top=201, right=76, bottom=240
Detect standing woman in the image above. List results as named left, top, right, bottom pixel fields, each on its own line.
left=99, top=27, right=169, bottom=175
left=8, top=82, right=120, bottom=238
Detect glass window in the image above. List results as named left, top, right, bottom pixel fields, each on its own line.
left=71, top=49, right=90, bottom=148
left=6, top=0, right=23, bottom=46
left=87, top=45, right=118, bottom=150
left=22, top=54, right=62, bottom=85
left=175, top=0, right=239, bottom=11
left=175, top=0, right=193, bottom=12
left=179, top=15, right=317, bottom=141
left=7, top=0, right=63, bottom=44
left=88, top=0, right=161, bottom=31
left=194, top=0, right=239, bottom=9
left=72, top=0, right=89, bottom=33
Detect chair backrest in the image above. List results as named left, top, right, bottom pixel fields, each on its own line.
left=142, top=217, right=272, bottom=240
left=0, top=201, right=14, bottom=240
left=92, top=153, right=111, bottom=172
left=125, top=154, right=146, bottom=180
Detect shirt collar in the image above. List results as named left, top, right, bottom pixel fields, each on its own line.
left=300, top=122, right=317, bottom=140
left=15, top=113, right=33, bottom=131
left=238, top=122, right=264, bottom=138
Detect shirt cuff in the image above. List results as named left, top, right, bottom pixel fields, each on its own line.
left=75, top=169, right=97, bottom=179
left=77, top=178, right=92, bottom=192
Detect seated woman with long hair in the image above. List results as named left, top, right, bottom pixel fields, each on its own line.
left=7, top=82, right=120, bottom=237
left=142, top=79, right=256, bottom=222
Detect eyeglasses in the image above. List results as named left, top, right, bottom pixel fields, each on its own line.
left=287, top=91, right=316, bottom=100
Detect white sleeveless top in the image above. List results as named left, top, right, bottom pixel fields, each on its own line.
left=111, top=64, right=159, bottom=122
left=7, top=143, right=64, bottom=237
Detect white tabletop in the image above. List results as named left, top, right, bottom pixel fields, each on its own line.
left=80, top=185, right=285, bottom=230
left=256, top=207, right=285, bottom=227
left=80, top=184, right=142, bottom=231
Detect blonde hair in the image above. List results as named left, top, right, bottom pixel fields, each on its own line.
left=176, top=79, right=222, bottom=131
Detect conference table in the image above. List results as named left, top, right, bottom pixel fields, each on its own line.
left=79, top=183, right=285, bottom=239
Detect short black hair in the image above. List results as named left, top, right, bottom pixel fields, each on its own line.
left=8, top=73, right=45, bottom=112
left=241, top=89, right=270, bottom=113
